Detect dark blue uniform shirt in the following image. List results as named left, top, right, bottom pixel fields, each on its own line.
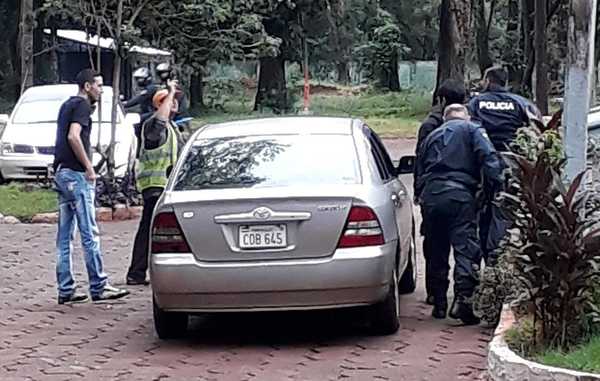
left=415, top=119, right=504, bottom=202
left=467, top=85, right=539, bottom=152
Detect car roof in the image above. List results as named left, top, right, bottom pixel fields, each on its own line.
left=589, top=110, right=600, bottom=128
left=196, top=117, right=359, bottom=139
left=19, top=84, right=113, bottom=103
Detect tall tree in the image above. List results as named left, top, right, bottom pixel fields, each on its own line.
left=355, top=5, right=404, bottom=91
left=534, top=0, right=548, bottom=114
left=19, top=0, right=35, bottom=93
left=0, top=0, right=20, bottom=103
left=44, top=0, right=150, bottom=187
left=474, top=0, right=496, bottom=74
left=141, top=1, right=272, bottom=111
left=435, top=0, right=471, bottom=102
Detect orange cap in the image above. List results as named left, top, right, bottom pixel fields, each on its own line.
left=152, top=89, right=169, bottom=109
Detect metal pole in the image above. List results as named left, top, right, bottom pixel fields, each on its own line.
left=564, top=0, right=597, bottom=182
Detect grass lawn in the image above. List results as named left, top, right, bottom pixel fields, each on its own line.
left=0, top=184, right=57, bottom=220
left=189, top=90, right=429, bottom=139
left=536, top=336, right=600, bottom=374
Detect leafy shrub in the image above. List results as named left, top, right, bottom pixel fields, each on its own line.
left=500, top=151, right=600, bottom=349
left=473, top=254, right=528, bottom=327
left=475, top=112, right=600, bottom=352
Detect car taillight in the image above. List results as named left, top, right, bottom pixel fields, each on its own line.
left=338, top=206, right=384, bottom=248
left=151, top=212, right=191, bottom=253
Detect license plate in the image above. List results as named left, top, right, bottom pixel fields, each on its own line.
left=239, top=224, right=287, bottom=249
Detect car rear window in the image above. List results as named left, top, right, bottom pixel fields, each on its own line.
left=174, top=134, right=361, bottom=190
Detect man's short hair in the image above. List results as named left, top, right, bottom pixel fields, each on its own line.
left=443, top=103, right=469, bottom=121
left=484, top=66, right=508, bottom=87
left=438, top=79, right=466, bottom=104
left=76, top=69, right=101, bottom=90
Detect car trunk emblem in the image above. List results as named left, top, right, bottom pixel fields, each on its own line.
left=253, top=207, right=272, bottom=219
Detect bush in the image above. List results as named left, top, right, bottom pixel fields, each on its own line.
left=500, top=136, right=600, bottom=349
left=475, top=113, right=600, bottom=353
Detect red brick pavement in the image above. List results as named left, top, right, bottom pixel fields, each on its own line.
left=0, top=220, right=491, bottom=381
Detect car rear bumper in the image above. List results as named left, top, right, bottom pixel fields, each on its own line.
left=150, top=241, right=397, bottom=312
left=0, top=155, right=53, bottom=180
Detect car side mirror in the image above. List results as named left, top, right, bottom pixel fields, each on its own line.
left=125, top=113, right=141, bottom=126
left=396, top=155, right=415, bottom=175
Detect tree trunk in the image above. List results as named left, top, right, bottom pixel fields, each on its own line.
left=564, top=0, right=597, bottom=182
left=18, top=0, right=34, bottom=94
left=534, top=0, right=548, bottom=114
left=337, top=62, right=350, bottom=84
left=254, top=56, right=287, bottom=114
left=521, top=0, right=535, bottom=92
left=108, top=0, right=124, bottom=187
left=506, top=0, right=520, bottom=86
left=189, top=72, right=205, bottom=111
left=381, top=52, right=401, bottom=91
left=475, top=0, right=493, bottom=74
left=434, top=0, right=471, bottom=104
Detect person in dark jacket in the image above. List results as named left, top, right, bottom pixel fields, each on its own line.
left=415, top=104, right=504, bottom=325
left=414, top=79, right=467, bottom=306
left=467, top=66, right=541, bottom=263
left=122, top=67, right=158, bottom=157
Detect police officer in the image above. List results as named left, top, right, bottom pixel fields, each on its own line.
left=415, top=104, right=504, bottom=324
left=414, top=79, right=467, bottom=306
left=126, top=80, right=182, bottom=285
left=467, top=66, right=541, bottom=263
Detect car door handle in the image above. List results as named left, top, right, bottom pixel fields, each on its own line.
left=391, top=193, right=401, bottom=206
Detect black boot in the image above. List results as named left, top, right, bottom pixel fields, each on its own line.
left=449, top=299, right=480, bottom=325
left=432, top=300, right=448, bottom=319
left=426, top=295, right=435, bottom=305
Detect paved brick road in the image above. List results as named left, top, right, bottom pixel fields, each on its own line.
left=0, top=139, right=491, bottom=381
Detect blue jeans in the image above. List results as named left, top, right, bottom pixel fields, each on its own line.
left=54, top=168, right=107, bottom=297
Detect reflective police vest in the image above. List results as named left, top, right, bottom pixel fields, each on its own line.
left=136, top=121, right=178, bottom=191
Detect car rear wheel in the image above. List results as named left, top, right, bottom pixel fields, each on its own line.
left=368, top=267, right=400, bottom=335
left=399, top=231, right=417, bottom=295
left=153, top=296, right=188, bottom=340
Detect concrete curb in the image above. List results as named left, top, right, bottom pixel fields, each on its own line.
left=488, top=305, right=600, bottom=381
left=0, top=206, right=143, bottom=225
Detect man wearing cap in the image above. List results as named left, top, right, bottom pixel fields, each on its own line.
left=126, top=79, right=182, bottom=285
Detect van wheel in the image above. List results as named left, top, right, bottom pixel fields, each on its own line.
left=153, top=296, right=188, bottom=340
left=399, top=232, right=417, bottom=294
left=369, top=267, right=400, bottom=335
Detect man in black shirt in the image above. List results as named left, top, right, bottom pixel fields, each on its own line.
left=53, top=69, right=129, bottom=304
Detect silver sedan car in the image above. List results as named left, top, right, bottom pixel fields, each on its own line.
left=150, top=117, right=416, bottom=339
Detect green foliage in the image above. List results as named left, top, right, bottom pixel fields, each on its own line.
left=354, top=7, right=406, bottom=90
left=141, top=1, right=275, bottom=67
left=536, top=336, right=600, bottom=373
left=505, top=317, right=539, bottom=358
left=0, top=184, right=57, bottom=220
left=473, top=254, right=528, bottom=327
left=511, top=127, right=565, bottom=169
left=310, top=92, right=431, bottom=119
left=499, top=140, right=600, bottom=349
left=189, top=91, right=424, bottom=138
